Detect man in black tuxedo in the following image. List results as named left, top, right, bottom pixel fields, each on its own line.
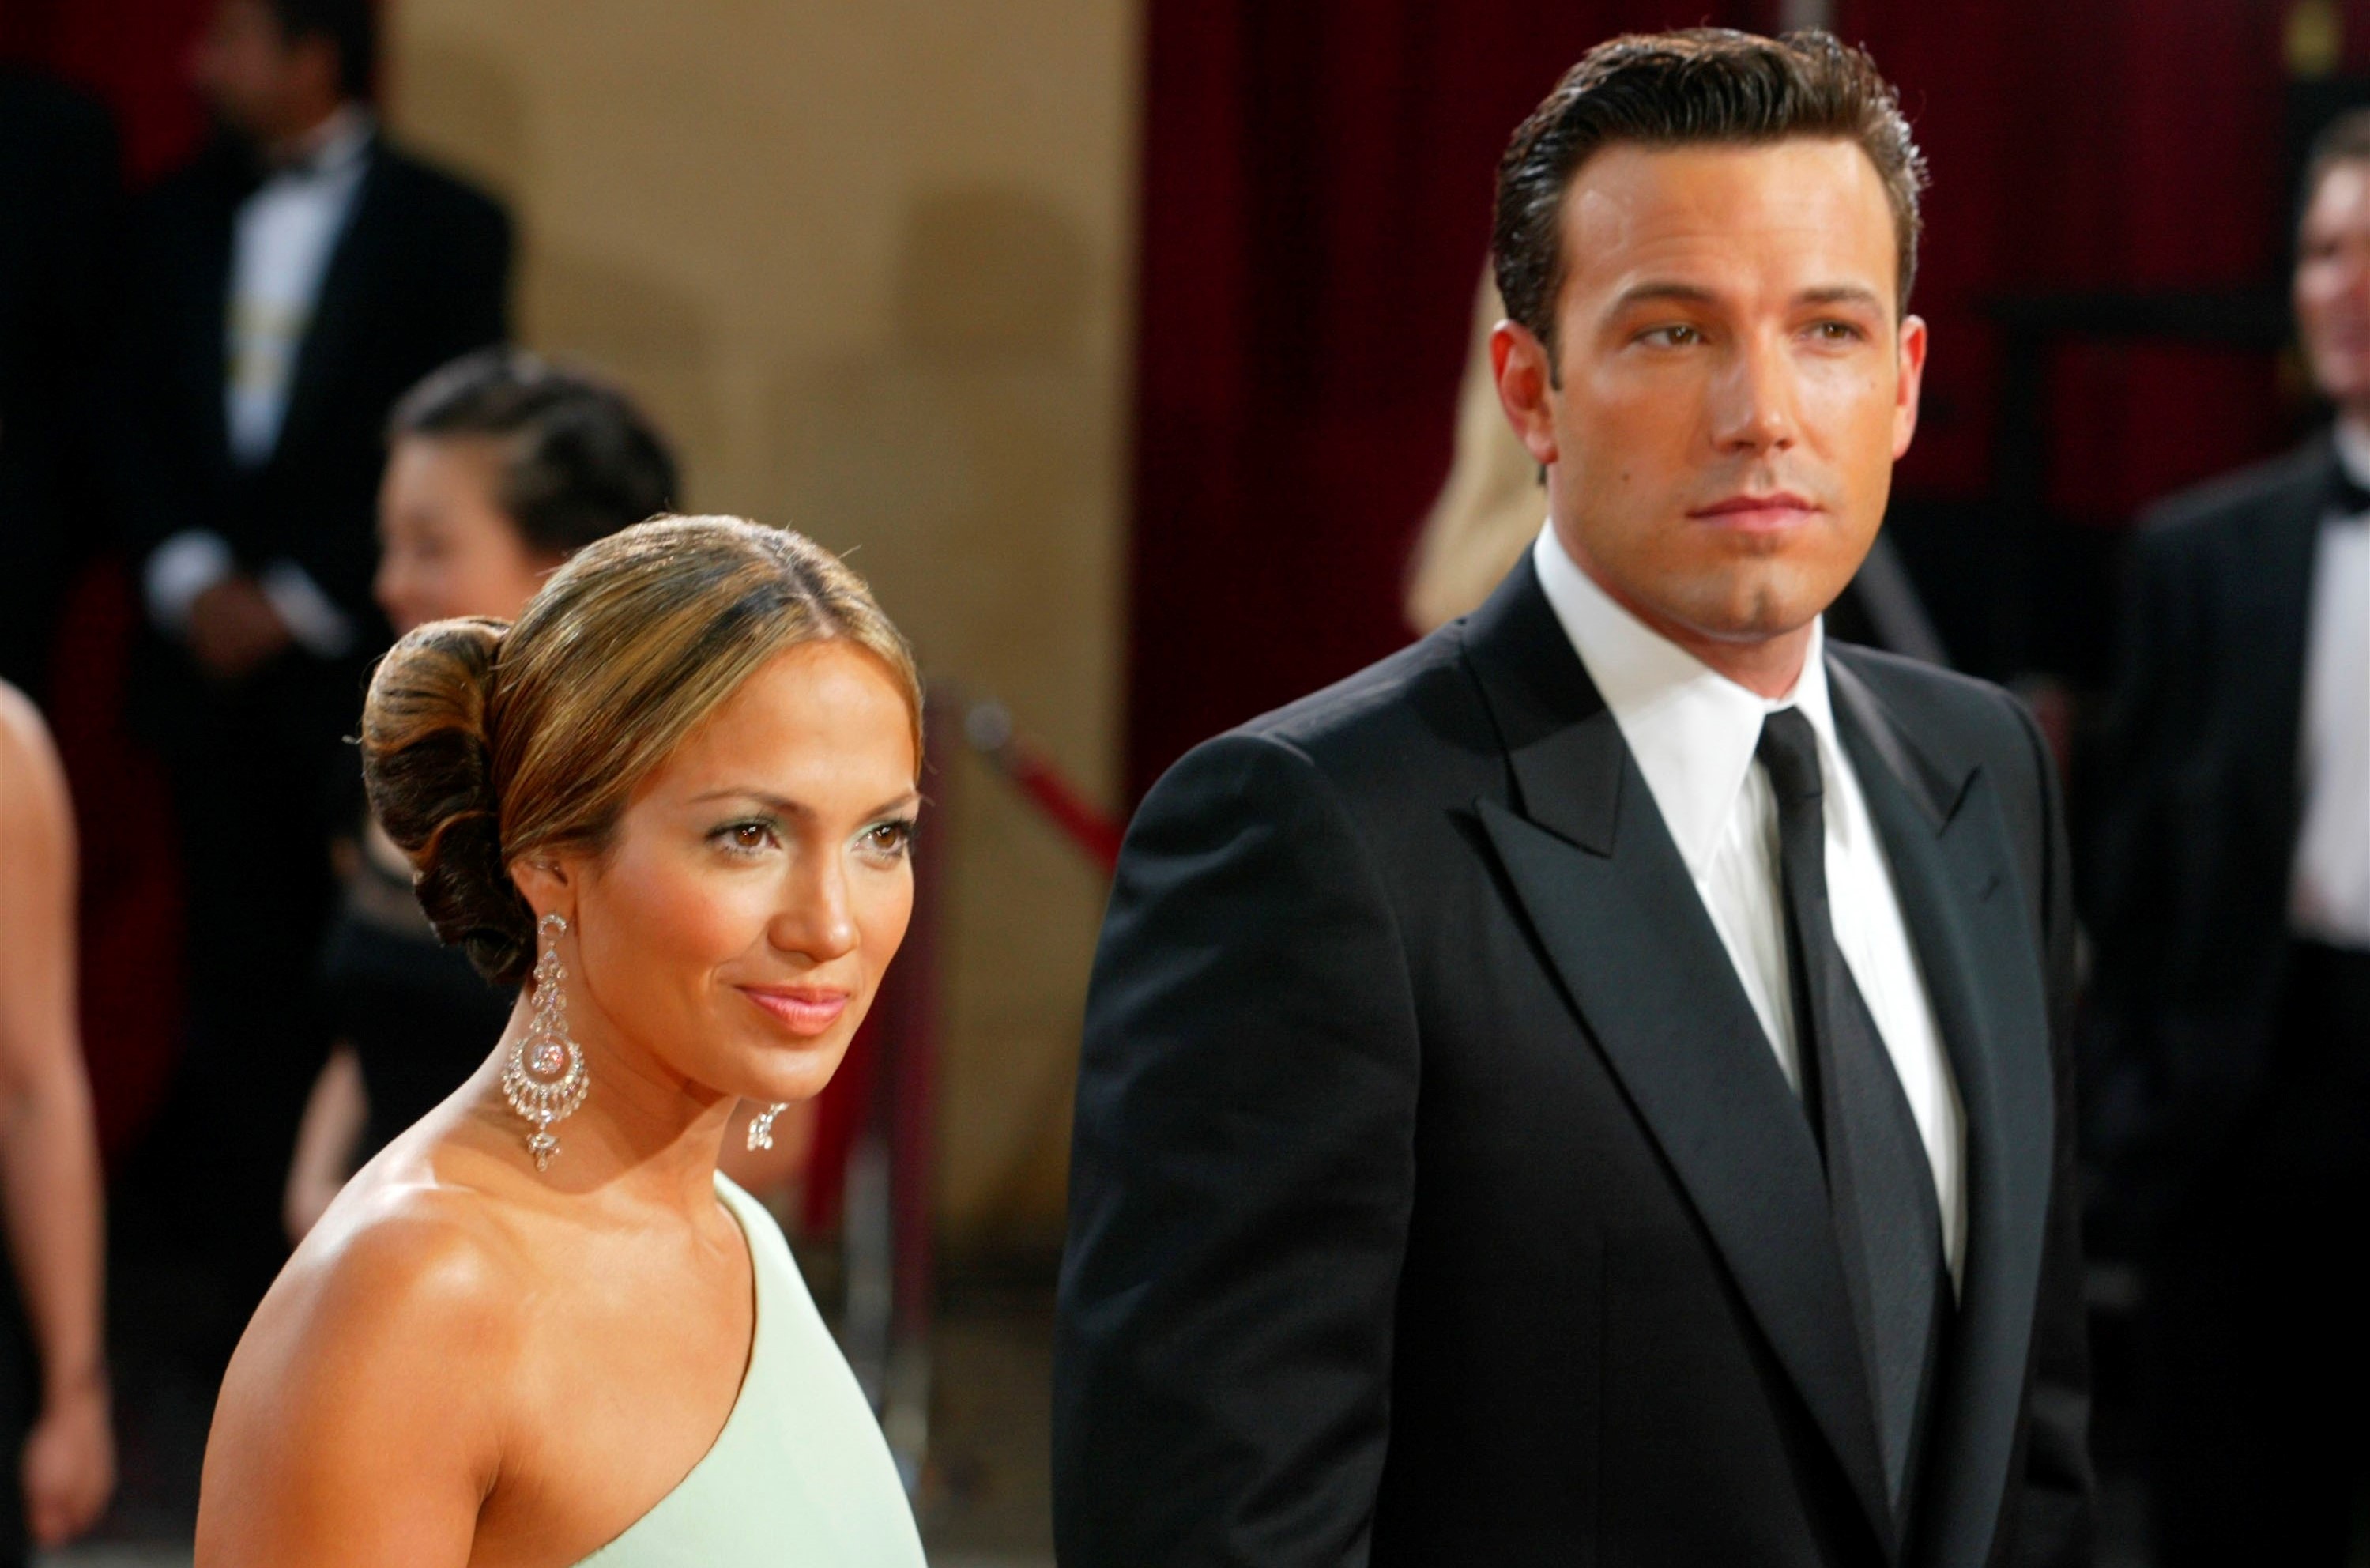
left=2086, top=111, right=2370, bottom=1567
left=1057, top=30, right=2092, bottom=1566
left=115, top=0, right=509, bottom=1303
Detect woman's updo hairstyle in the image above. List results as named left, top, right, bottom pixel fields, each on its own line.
left=361, top=515, right=922, bottom=985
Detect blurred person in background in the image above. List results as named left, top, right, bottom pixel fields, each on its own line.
left=283, top=349, right=763, bottom=1242
left=112, top=0, right=510, bottom=1316
left=2086, top=108, right=2370, bottom=1566
left=0, top=684, right=115, bottom=1562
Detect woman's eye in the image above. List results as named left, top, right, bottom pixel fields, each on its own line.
left=860, top=820, right=914, bottom=861
left=714, top=820, right=777, bottom=856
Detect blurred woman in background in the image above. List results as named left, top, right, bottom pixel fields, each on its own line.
left=281, top=350, right=819, bottom=1238
left=0, top=683, right=115, bottom=1559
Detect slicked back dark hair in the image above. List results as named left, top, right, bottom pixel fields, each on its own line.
left=1493, top=28, right=1927, bottom=358
left=260, top=0, right=378, bottom=101
left=390, top=349, right=680, bottom=557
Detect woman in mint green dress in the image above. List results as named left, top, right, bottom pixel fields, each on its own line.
left=195, top=516, right=929, bottom=1566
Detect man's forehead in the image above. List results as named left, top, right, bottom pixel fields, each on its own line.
left=2304, top=159, right=2370, bottom=232
left=1557, top=139, right=1899, bottom=300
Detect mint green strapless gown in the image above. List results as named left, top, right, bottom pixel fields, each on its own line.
left=575, top=1175, right=926, bottom=1566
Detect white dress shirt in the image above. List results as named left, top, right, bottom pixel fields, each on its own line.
left=144, top=107, right=374, bottom=658
left=1533, top=524, right=1968, bottom=1283
left=2292, top=427, right=2370, bottom=949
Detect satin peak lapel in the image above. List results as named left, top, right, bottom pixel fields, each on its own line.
left=1829, top=658, right=2055, bottom=1568
left=1462, top=564, right=1897, bottom=1560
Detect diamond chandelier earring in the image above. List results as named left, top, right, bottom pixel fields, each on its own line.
left=747, top=1102, right=789, bottom=1152
left=503, top=912, right=590, bottom=1170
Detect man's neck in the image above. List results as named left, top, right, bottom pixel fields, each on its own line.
left=258, top=100, right=359, bottom=170
left=1563, top=543, right=1814, bottom=700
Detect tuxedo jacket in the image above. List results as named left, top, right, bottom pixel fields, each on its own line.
left=116, top=130, right=510, bottom=764
left=2083, top=435, right=2342, bottom=1247
left=1056, top=558, right=2093, bottom=1566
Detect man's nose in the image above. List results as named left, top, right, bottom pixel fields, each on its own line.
left=1709, top=336, right=1800, bottom=454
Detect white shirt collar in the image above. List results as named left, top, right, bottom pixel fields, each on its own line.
left=2334, top=419, right=2370, bottom=503
left=1531, top=520, right=1845, bottom=875
left=265, top=105, right=375, bottom=184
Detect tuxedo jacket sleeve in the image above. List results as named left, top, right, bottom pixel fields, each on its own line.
left=2010, top=691, right=2096, bottom=1566
left=1056, top=732, right=1417, bottom=1565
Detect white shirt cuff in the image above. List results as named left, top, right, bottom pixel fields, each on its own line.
left=144, top=530, right=235, bottom=634
left=258, top=560, right=357, bottom=658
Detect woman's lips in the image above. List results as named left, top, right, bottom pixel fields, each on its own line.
left=740, top=986, right=851, bottom=1037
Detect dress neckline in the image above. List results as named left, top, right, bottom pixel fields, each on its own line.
left=575, top=1174, right=765, bottom=1559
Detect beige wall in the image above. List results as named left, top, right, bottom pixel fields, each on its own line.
left=385, top=0, right=1140, bottom=1246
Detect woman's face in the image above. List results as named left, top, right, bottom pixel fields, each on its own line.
left=374, top=435, right=559, bottom=634
left=551, top=640, right=920, bottom=1111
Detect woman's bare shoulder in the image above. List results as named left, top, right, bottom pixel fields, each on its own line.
left=198, top=1156, right=541, bottom=1564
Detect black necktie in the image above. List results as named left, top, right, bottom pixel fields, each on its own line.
left=1757, top=708, right=1950, bottom=1518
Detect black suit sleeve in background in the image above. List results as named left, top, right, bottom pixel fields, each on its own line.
left=2006, top=693, right=2097, bottom=1567
left=265, top=162, right=512, bottom=619
left=1055, top=733, right=1419, bottom=1568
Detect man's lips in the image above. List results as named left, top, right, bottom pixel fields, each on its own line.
left=739, top=986, right=852, bottom=1037
left=1687, top=492, right=1820, bottom=531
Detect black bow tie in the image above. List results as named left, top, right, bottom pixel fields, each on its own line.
left=2330, top=458, right=2370, bottom=518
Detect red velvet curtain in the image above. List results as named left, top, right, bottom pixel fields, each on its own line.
left=1125, top=0, right=1766, bottom=796
left=1124, top=0, right=2370, bottom=796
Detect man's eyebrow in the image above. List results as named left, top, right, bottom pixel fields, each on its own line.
left=1796, top=283, right=1887, bottom=311
left=1602, top=281, right=1891, bottom=314
left=1605, top=281, right=1720, bottom=313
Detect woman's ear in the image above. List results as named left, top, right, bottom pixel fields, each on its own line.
left=511, top=855, right=575, bottom=925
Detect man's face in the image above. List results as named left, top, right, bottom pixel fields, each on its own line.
left=1494, top=138, right=1924, bottom=653
left=2297, top=160, right=2370, bottom=411
left=190, top=0, right=336, bottom=147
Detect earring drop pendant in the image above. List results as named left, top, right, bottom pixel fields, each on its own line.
left=503, top=913, right=590, bottom=1170
left=747, top=1102, right=788, bottom=1152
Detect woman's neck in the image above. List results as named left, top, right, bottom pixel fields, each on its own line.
left=466, top=996, right=736, bottom=1213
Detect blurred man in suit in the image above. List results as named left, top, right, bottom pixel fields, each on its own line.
left=2086, top=110, right=2370, bottom=1567
left=116, top=0, right=509, bottom=1310
left=1059, top=29, right=2091, bottom=1566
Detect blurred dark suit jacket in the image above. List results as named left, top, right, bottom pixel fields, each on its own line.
left=0, top=70, right=119, bottom=695
left=2082, top=435, right=2338, bottom=1252
left=117, top=127, right=510, bottom=767
left=1057, top=558, right=2093, bottom=1566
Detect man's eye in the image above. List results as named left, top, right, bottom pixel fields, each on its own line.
left=1641, top=324, right=1701, bottom=347
left=1811, top=320, right=1865, bottom=342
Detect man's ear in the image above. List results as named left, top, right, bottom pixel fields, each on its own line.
left=1491, top=320, right=1560, bottom=469
left=1891, top=312, right=1928, bottom=461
